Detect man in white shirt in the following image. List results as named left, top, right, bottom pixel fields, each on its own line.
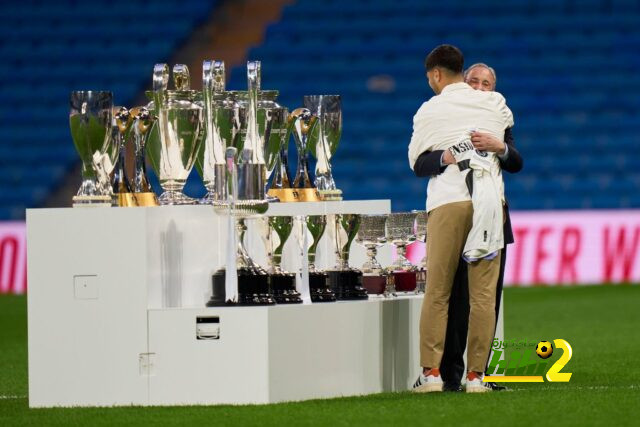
left=408, top=45, right=514, bottom=393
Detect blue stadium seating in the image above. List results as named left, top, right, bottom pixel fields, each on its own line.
left=0, top=0, right=216, bottom=219
left=227, top=0, right=640, bottom=211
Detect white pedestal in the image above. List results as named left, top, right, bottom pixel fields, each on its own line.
left=26, top=201, right=504, bottom=407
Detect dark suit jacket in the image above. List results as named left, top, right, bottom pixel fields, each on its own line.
left=411, top=127, right=523, bottom=244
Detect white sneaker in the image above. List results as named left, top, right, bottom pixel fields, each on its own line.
left=412, top=368, right=443, bottom=393
left=465, top=371, right=491, bottom=393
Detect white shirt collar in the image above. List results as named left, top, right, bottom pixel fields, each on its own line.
left=440, top=82, right=471, bottom=94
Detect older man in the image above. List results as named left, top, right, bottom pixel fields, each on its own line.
left=412, top=62, right=523, bottom=392
left=408, top=46, right=514, bottom=393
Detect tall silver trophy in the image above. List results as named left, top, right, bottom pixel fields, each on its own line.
left=413, top=210, right=427, bottom=293
left=208, top=62, right=274, bottom=307
left=356, top=214, right=389, bottom=295
left=147, top=63, right=203, bottom=205
left=327, top=214, right=368, bottom=300
left=386, top=212, right=418, bottom=293
left=197, top=60, right=243, bottom=204
left=303, top=95, right=343, bottom=201
left=69, top=90, right=114, bottom=207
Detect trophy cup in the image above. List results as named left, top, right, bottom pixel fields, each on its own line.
left=297, top=215, right=336, bottom=302
left=413, top=210, right=427, bottom=293
left=110, top=107, right=136, bottom=207
left=197, top=60, right=244, bottom=204
left=69, top=90, right=114, bottom=207
left=261, top=216, right=302, bottom=304
left=356, top=214, right=389, bottom=295
left=207, top=61, right=274, bottom=306
left=227, top=63, right=286, bottom=202
left=327, top=214, right=368, bottom=300
left=289, top=108, right=321, bottom=201
left=386, top=212, right=418, bottom=292
left=147, top=63, right=203, bottom=205
left=130, top=107, right=159, bottom=206
left=303, top=95, right=343, bottom=201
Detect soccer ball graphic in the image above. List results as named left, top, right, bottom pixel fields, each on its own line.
left=536, top=341, right=553, bottom=359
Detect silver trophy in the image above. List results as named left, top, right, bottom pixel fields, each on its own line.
left=261, top=216, right=302, bottom=304
left=69, top=90, right=114, bottom=207
left=413, top=210, right=428, bottom=293
left=356, top=214, right=389, bottom=295
left=198, top=60, right=243, bottom=204
left=303, top=95, right=343, bottom=201
left=130, top=107, right=159, bottom=206
left=208, top=62, right=273, bottom=307
left=297, top=215, right=336, bottom=302
left=386, top=212, right=418, bottom=293
left=111, top=107, right=136, bottom=207
left=327, top=214, right=368, bottom=300
left=228, top=63, right=286, bottom=202
left=289, top=108, right=321, bottom=201
left=147, top=63, right=203, bottom=205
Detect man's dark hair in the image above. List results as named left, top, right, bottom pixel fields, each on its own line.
left=424, top=44, right=464, bottom=74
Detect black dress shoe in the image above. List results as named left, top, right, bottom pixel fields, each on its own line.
left=485, top=382, right=510, bottom=391
left=443, top=382, right=463, bottom=392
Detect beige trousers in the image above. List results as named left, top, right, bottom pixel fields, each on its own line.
left=419, top=201, right=501, bottom=373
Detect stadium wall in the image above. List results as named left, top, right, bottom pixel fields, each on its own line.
left=3, top=210, right=639, bottom=294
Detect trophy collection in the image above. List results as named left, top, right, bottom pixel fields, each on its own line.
left=69, top=59, right=428, bottom=306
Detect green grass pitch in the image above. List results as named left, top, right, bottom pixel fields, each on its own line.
left=1, top=285, right=638, bottom=426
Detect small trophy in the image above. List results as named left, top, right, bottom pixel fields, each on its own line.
left=289, top=108, right=321, bottom=201
left=147, top=63, right=203, bottom=205
left=303, top=95, right=343, bottom=201
left=110, top=107, right=136, bottom=207
left=327, top=214, right=368, bottom=300
left=413, top=210, right=427, bottom=293
left=298, top=215, right=336, bottom=302
left=386, top=212, right=418, bottom=292
left=130, top=107, right=159, bottom=206
left=356, top=214, right=389, bottom=295
left=69, top=90, right=114, bottom=207
left=261, top=216, right=302, bottom=304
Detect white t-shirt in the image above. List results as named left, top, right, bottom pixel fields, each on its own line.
left=408, top=82, right=514, bottom=212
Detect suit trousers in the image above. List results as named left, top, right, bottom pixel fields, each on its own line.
left=419, top=200, right=501, bottom=373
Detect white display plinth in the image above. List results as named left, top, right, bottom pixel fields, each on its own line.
left=26, top=201, right=504, bottom=407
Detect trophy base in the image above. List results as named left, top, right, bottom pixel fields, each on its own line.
left=158, top=190, right=197, bottom=206
left=328, top=269, right=368, bottom=300
left=393, top=270, right=417, bottom=292
left=207, top=268, right=276, bottom=306
left=295, top=188, right=322, bottom=202
left=362, top=275, right=387, bottom=295
left=72, top=195, right=113, bottom=208
left=133, top=192, right=159, bottom=207
left=269, top=272, right=302, bottom=304
left=309, top=271, right=336, bottom=302
left=319, top=189, right=343, bottom=201
left=116, top=192, right=137, bottom=207
left=267, top=188, right=300, bottom=203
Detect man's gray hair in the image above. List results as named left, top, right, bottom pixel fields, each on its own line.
left=464, top=62, right=497, bottom=86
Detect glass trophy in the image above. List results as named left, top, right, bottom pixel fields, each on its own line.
left=69, top=90, right=114, bottom=207
left=385, top=212, right=418, bottom=292
left=356, top=214, right=389, bottom=295
left=303, top=95, right=343, bottom=201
